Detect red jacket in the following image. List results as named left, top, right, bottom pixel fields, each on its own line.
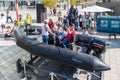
left=66, top=29, right=75, bottom=41
left=48, top=22, right=54, bottom=29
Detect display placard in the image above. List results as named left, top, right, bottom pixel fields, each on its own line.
left=111, top=21, right=119, bottom=28
left=100, top=20, right=108, bottom=28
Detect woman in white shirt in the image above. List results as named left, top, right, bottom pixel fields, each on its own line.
left=41, top=20, right=50, bottom=44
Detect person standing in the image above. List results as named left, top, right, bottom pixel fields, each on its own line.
left=74, top=16, right=79, bottom=30
left=74, top=7, right=78, bottom=17
left=17, top=17, right=24, bottom=27
left=79, top=15, right=84, bottom=29
left=41, top=20, right=50, bottom=44
left=53, top=8, right=57, bottom=16
left=1, top=13, right=6, bottom=33
left=57, top=10, right=62, bottom=19
left=85, top=17, right=90, bottom=30
left=63, top=15, right=69, bottom=27
left=68, top=5, right=75, bottom=26
left=25, top=13, right=32, bottom=25
left=25, top=13, right=32, bottom=34
left=6, top=9, right=13, bottom=23
left=90, top=18, right=95, bottom=34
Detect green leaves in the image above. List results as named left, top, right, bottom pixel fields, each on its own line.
left=41, top=0, right=57, bottom=8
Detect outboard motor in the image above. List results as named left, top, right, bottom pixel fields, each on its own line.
left=75, top=34, right=106, bottom=58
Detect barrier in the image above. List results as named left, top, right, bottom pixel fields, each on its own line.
left=97, top=16, right=120, bottom=33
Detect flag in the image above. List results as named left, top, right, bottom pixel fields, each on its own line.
left=16, top=0, right=19, bottom=22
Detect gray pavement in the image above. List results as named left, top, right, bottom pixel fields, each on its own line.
left=0, top=38, right=29, bottom=80
left=0, top=8, right=120, bottom=80
left=94, top=33, right=120, bottom=80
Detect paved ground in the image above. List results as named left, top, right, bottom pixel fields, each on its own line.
left=0, top=8, right=120, bottom=80
left=0, top=38, right=28, bottom=80
left=93, top=33, right=120, bottom=80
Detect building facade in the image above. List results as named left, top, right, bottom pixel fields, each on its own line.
left=0, top=0, right=40, bottom=11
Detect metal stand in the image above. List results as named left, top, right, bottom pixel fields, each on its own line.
left=73, top=68, right=95, bottom=80
left=30, top=54, right=33, bottom=65
left=73, top=68, right=88, bottom=80
left=17, top=53, right=79, bottom=80
left=28, top=53, right=38, bottom=65
left=49, top=72, right=54, bottom=80
left=87, top=73, right=91, bottom=80
left=21, top=57, right=28, bottom=80
left=49, top=72, right=60, bottom=80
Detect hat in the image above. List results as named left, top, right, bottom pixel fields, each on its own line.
left=43, top=20, right=48, bottom=23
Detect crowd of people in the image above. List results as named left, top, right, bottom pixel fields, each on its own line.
left=0, top=10, right=32, bottom=38
left=41, top=19, right=75, bottom=48
left=41, top=5, right=96, bottom=48
left=0, top=9, right=14, bottom=37
left=0, top=5, right=96, bottom=48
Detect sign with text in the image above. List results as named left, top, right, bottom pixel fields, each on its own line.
left=97, top=16, right=120, bottom=33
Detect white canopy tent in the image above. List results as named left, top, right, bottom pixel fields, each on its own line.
left=81, top=5, right=113, bottom=12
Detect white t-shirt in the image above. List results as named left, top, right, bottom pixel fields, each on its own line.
left=57, top=27, right=64, bottom=39
left=1, top=16, right=6, bottom=25
left=58, top=27, right=64, bottom=33
left=63, top=30, right=68, bottom=37
left=41, top=25, right=50, bottom=35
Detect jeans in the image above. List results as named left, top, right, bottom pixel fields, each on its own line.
left=56, top=32, right=63, bottom=38
left=25, top=22, right=30, bottom=34
left=7, top=16, right=13, bottom=23
left=42, top=35, right=49, bottom=43
left=62, top=38, right=67, bottom=48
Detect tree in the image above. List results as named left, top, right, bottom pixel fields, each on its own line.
left=70, top=0, right=77, bottom=5
left=103, top=0, right=110, bottom=2
left=80, top=0, right=84, bottom=4
left=41, top=0, right=57, bottom=8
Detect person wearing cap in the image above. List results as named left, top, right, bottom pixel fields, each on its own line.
left=41, top=20, right=51, bottom=44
